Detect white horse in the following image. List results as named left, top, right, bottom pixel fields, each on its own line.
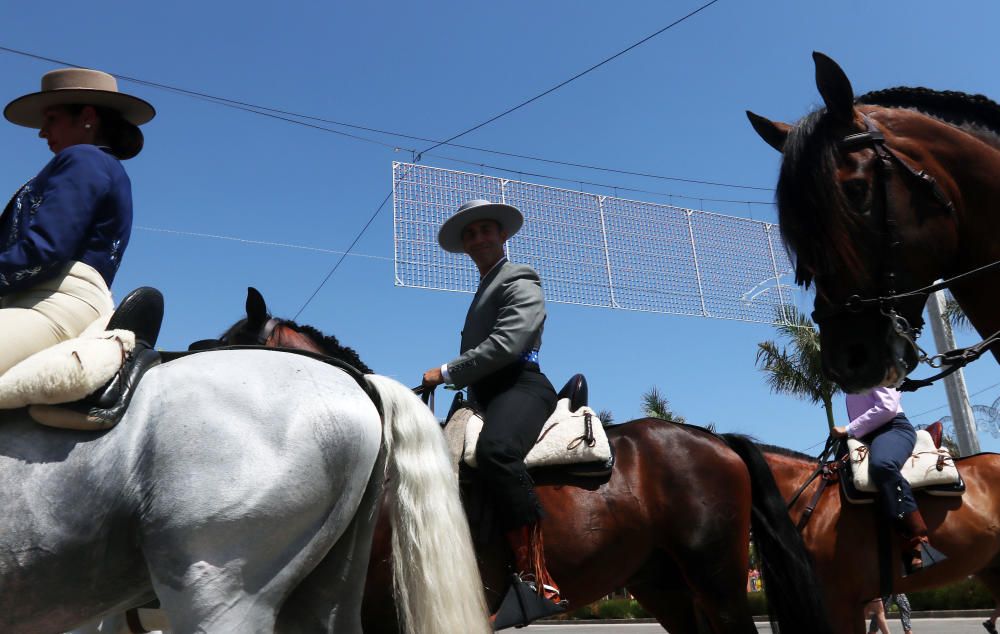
left=0, top=349, right=488, bottom=633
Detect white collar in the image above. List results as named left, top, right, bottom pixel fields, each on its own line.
left=480, top=256, right=507, bottom=280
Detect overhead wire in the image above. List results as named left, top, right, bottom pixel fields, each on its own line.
left=0, top=2, right=733, bottom=314
left=909, top=380, right=1000, bottom=419
left=292, top=0, right=727, bottom=315
left=0, top=39, right=769, bottom=193
left=413, top=0, right=722, bottom=157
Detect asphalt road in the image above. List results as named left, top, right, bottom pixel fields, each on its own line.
left=524, top=618, right=989, bottom=633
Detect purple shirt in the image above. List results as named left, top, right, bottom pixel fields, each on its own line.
left=846, top=387, right=904, bottom=438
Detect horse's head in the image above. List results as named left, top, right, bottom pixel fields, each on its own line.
left=217, top=287, right=374, bottom=373
left=219, top=287, right=279, bottom=345
left=748, top=53, right=959, bottom=393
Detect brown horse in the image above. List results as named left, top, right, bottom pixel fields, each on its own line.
left=724, top=434, right=1000, bottom=634
left=217, top=287, right=832, bottom=633
left=748, top=52, right=1000, bottom=392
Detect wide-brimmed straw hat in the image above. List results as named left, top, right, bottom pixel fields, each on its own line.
left=4, top=68, right=155, bottom=129
left=438, top=199, right=524, bottom=254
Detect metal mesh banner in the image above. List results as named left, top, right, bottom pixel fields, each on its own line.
left=392, top=162, right=798, bottom=324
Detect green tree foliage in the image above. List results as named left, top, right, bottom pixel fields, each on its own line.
left=641, top=387, right=685, bottom=423
left=942, top=293, right=970, bottom=331
left=597, top=409, right=614, bottom=427
left=756, top=306, right=841, bottom=430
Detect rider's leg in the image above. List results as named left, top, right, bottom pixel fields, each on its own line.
left=0, top=307, right=64, bottom=374
left=474, top=369, right=560, bottom=603
left=0, top=262, right=112, bottom=374
left=866, top=417, right=943, bottom=571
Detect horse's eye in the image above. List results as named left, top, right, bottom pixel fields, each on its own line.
left=841, top=179, right=871, bottom=214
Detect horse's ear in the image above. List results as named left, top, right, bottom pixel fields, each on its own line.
left=813, top=51, right=855, bottom=122
left=746, top=111, right=790, bottom=152
left=246, top=287, right=268, bottom=324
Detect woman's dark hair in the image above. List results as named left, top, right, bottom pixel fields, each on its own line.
left=64, top=104, right=144, bottom=160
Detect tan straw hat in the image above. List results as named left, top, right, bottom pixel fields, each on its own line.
left=4, top=68, right=155, bottom=128
left=438, top=199, right=524, bottom=254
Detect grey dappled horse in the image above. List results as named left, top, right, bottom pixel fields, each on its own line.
left=1, top=350, right=489, bottom=633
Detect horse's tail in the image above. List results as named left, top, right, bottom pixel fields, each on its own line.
left=721, top=433, right=833, bottom=634
left=363, top=375, right=490, bottom=634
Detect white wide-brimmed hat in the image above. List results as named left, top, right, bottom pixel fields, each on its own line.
left=438, top=199, right=524, bottom=253
left=4, top=68, right=155, bottom=129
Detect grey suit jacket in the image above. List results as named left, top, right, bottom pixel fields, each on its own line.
left=446, top=258, right=546, bottom=389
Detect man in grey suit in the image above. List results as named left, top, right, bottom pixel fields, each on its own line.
left=423, top=199, right=564, bottom=620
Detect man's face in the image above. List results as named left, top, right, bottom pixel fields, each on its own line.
left=460, top=219, right=507, bottom=269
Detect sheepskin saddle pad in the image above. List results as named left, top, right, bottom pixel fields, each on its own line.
left=846, top=429, right=964, bottom=499
left=458, top=398, right=613, bottom=475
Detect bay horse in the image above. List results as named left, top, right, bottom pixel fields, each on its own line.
left=3, top=350, right=489, bottom=633
left=211, top=287, right=834, bottom=633
left=725, top=434, right=1000, bottom=634
left=748, top=52, right=1000, bottom=392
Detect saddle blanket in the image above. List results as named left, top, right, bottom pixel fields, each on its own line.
left=461, top=398, right=612, bottom=470
left=0, top=330, right=134, bottom=409
left=848, top=429, right=962, bottom=494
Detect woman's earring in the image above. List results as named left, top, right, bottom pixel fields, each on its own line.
left=84, top=124, right=92, bottom=129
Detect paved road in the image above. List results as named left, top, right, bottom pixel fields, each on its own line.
left=525, top=618, right=989, bottom=633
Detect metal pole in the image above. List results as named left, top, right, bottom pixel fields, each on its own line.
left=925, top=290, right=980, bottom=456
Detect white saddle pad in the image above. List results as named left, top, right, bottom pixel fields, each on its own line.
left=848, top=429, right=961, bottom=494
left=0, top=330, right=134, bottom=409
left=462, top=398, right=612, bottom=469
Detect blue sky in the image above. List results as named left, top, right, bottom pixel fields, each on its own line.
left=2, top=1, right=999, bottom=454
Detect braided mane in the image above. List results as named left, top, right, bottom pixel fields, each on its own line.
left=859, top=86, right=1000, bottom=147
left=776, top=86, right=1000, bottom=289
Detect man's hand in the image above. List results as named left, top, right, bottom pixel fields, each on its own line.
left=831, top=425, right=849, bottom=439
left=422, top=367, right=445, bottom=388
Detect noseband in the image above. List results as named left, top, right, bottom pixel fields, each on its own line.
left=257, top=318, right=281, bottom=345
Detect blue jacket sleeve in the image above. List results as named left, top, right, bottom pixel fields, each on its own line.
left=0, top=147, right=110, bottom=293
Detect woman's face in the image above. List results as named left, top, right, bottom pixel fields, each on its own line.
left=38, top=105, right=95, bottom=154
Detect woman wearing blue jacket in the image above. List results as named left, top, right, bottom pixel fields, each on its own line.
left=0, top=68, right=154, bottom=374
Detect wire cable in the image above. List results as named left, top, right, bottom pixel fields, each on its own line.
left=292, top=188, right=394, bottom=319
left=0, top=37, right=771, bottom=193
left=909, top=380, right=1000, bottom=419
left=414, top=0, right=722, bottom=157
left=135, top=225, right=391, bottom=260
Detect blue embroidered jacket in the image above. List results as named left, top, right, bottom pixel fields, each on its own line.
left=0, top=144, right=132, bottom=294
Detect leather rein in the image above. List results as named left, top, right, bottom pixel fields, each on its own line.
left=786, top=437, right=848, bottom=532
left=810, top=114, right=1000, bottom=391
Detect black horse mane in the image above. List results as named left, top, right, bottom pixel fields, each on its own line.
left=777, top=86, right=1000, bottom=289
left=282, top=320, right=373, bottom=374
left=219, top=318, right=373, bottom=374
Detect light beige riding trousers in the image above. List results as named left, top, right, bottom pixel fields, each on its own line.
left=0, top=261, right=113, bottom=375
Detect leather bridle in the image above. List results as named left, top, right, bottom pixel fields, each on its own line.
left=807, top=114, right=1000, bottom=388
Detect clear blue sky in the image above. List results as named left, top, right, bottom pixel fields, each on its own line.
left=2, top=1, right=999, bottom=454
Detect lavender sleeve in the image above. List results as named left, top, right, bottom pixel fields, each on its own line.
left=846, top=388, right=903, bottom=438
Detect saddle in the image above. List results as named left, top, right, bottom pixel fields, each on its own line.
left=0, top=288, right=164, bottom=430
left=452, top=374, right=615, bottom=477
left=841, top=422, right=965, bottom=505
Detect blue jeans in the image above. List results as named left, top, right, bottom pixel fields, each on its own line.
left=861, top=415, right=917, bottom=521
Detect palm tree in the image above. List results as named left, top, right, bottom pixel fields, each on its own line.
left=942, top=293, right=970, bottom=331
left=641, top=387, right=685, bottom=423
left=756, top=306, right=841, bottom=431
left=597, top=409, right=615, bottom=427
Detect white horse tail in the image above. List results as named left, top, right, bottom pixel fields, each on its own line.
left=363, top=375, right=490, bottom=634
